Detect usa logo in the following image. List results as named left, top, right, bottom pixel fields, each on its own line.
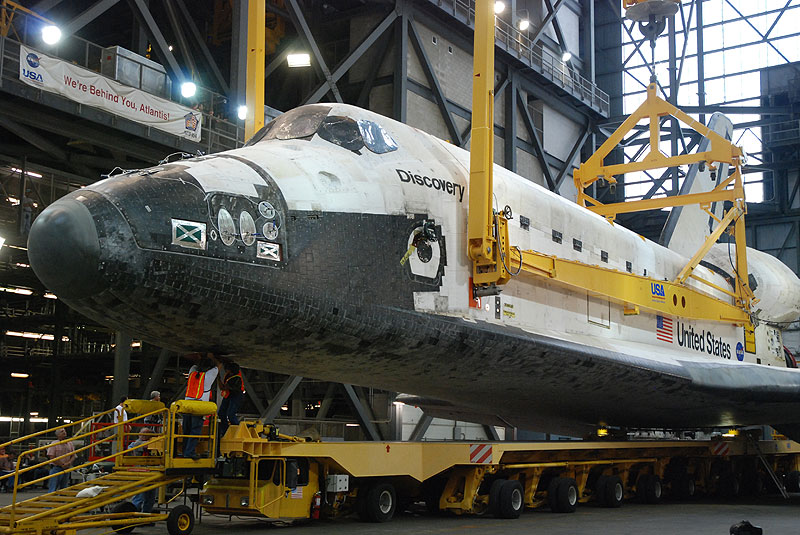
left=26, top=53, right=40, bottom=68
left=183, top=112, right=199, bottom=132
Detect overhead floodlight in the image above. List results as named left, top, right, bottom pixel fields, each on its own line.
left=518, top=19, right=530, bottom=31
left=41, top=25, right=61, bottom=45
left=562, top=51, right=572, bottom=62
left=0, top=236, right=5, bottom=249
left=180, top=81, right=197, bottom=98
left=494, top=1, right=506, bottom=13
left=287, top=53, right=311, bottom=68
left=237, top=105, right=248, bottom=121
left=10, top=373, right=29, bottom=378
left=168, top=44, right=174, bottom=51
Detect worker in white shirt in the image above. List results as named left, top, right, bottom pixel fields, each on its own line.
left=182, top=354, right=221, bottom=459
left=112, top=396, right=128, bottom=455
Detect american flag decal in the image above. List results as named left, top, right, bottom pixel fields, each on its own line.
left=656, top=315, right=673, bottom=343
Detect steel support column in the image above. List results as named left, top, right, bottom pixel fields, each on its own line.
left=128, top=0, right=184, bottom=81
left=518, top=90, right=556, bottom=190
left=176, top=0, right=230, bottom=95
left=241, top=372, right=267, bottom=415
left=259, top=375, right=303, bottom=424
left=63, top=0, right=120, bottom=35
left=393, top=11, right=408, bottom=122
left=408, top=20, right=461, bottom=145
left=112, top=331, right=132, bottom=403
left=342, top=384, right=381, bottom=441
left=285, top=0, right=343, bottom=102
left=141, top=348, right=170, bottom=398
left=504, top=71, right=517, bottom=172
left=303, top=10, right=397, bottom=104
left=408, top=413, right=433, bottom=441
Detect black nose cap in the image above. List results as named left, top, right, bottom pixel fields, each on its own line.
left=28, top=198, right=104, bottom=300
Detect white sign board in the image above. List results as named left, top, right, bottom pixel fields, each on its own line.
left=19, top=45, right=201, bottom=141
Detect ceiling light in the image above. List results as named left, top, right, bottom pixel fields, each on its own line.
left=44, top=292, right=57, bottom=299
left=518, top=19, right=530, bottom=31
left=237, top=105, right=247, bottom=121
left=180, top=81, right=197, bottom=98
left=168, top=44, right=174, bottom=52
left=0, top=286, right=33, bottom=295
left=287, top=53, right=311, bottom=68
left=41, top=25, right=61, bottom=45
left=11, top=168, right=43, bottom=178
left=494, top=1, right=505, bottom=13
left=29, top=412, right=38, bottom=416
left=0, top=236, right=4, bottom=249
left=11, top=373, right=29, bottom=378
left=562, top=51, right=572, bottom=62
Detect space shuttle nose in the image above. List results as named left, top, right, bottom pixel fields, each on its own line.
left=28, top=198, right=104, bottom=300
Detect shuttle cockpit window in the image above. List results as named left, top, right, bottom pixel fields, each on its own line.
left=357, top=119, right=398, bottom=154
left=244, top=104, right=331, bottom=146
left=317, top=116, right=365, bottom=152
left=316, top=116, right=398, bottom=155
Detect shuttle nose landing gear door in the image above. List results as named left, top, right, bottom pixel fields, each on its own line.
left=402, top=219, right=446, bottom=286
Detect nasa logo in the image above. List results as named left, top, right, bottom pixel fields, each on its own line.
left=21, top=69, right=44, bottom=83
left=651, top=282, right=665, bottom=301
left=736, top=342, right=744, bottom=362
left=25, top=53, right=40, bottom=68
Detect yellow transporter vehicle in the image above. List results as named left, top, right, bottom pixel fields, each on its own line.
left=201, top=423, right=800, bottom=524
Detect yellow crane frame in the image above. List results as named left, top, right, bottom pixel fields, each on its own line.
left=466, top=1, right=753, bottom=327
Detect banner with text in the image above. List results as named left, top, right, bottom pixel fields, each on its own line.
left=19, top=45, right=201, bottom=141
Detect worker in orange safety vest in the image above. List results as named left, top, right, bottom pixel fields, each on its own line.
left=218, top=361, right=244, bottom=437
left=182, top=354, right=220, bottom=460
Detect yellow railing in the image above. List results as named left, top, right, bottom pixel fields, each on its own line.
left=0, top=399, right=218, bottom=525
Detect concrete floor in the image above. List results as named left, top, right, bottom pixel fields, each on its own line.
left=2, top=490, right=797, bottom=534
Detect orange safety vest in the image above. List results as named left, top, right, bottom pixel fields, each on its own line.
left=185, top=371, right=206, bottom=399
left=221, top=371, right=244, bottom=399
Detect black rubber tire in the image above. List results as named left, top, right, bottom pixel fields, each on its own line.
left=671, top=474, right=695, bottom=500
left=422, top=478, right=446, bottom=515
left=552, top=478, right=578, bottom=513
left=166, top=505, right=194, bottom=535
left=786, top=470, right=800, bottom=492
left=718, top=471, right=740, bottom=499
left=111, top=501, right=138, bottom=534
left=496, top=480, right=524, bottom=519
left=603, top=476, right=624, bottom=508
left=637, top=474, right=662, bottom=504
left=594, top=475, right=609, bottom=507
left=365, top=482, right=397, bottom=523
left=488, top=478, right=506, bottom=517
left=547, top=477, right=562, bottom=512
left=356, top=481, right=373, bottom=521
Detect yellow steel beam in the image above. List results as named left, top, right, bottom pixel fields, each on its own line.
left=466, top=0, right=510, bottom=288
left=467, top=0, right=495, bottom=267
left=509, top=249, right=750, bottom=325
left=245, top=0, right=266, bottom=141
left=674, top=206, right=740, bottom=285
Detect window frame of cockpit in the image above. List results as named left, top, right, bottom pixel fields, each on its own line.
left=245, top=106, right=398, bottom=156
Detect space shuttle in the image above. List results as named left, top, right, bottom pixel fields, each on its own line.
left=25, top=99, right=800, bottom=440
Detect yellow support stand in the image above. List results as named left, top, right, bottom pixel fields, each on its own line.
left=245, top=0, right=266, bottom=140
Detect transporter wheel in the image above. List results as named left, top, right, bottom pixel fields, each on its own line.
left=167, top=505, right=194, bottom=535
left=549, top=477, right=578, bottom=513
left=786, top=470, right=800, bottom=492
left=594, top=475, right=609, bottom=506
left=637, top=474, right=662, bottom=504
left=671, top=474, right=696, bottom=500
left=496, top=480, right=524, bottom=519
left=365, top=482, right=397, bottom=523
left=603, top=476, right=624, bottom=508
left=718, top=471, right=740, bottom=499
left=111, top=501, right=138, bottom=534
left=488, top=479, right=506, bottom=517
left=356, top=481, right=373, bottom=521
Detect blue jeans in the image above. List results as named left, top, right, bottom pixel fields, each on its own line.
left=182, top=414, right=204, bottom=457
left=132, top=488, right=157, bottom=513
left=47, top=466, right=68, bottom=493
left=218, top=393, right=243, bottom=437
